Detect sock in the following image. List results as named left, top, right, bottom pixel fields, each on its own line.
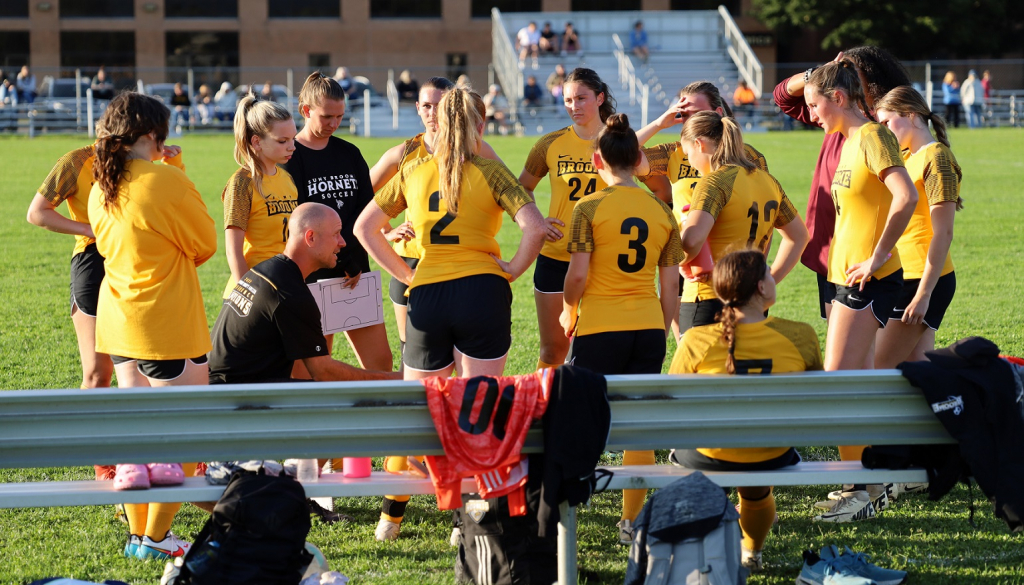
left=145, top=502, right=182, bottom=541
left=537, top=359, right=562, bottom=370
left=621, top=450, right=656, bottom=522
left=838, top=445, right=866, bottom=461
left=738, top=489, right=775, bottom=552
left=124, top=503, right=148, bottom=536
left=384, top=455, right=408, bottom=474
left=381, top=495, right=409, bottom=523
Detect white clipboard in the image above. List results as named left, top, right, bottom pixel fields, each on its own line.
left=306, top=271, right=384, bottom=335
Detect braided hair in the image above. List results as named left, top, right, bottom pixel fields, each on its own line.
left=712, top=249, right=768, bottom=374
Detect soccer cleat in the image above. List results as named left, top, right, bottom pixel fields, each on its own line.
left=741, top=546, right=763, bottom=572
left=616, top=518, right=636, bottom=546
left=898, top=482, right=928, bottom=495
left=817, top=484, right=891, bottom=511
left=375, top=518, right=401, bottom=542
left=113, top=463, right=150, bottom=490
left=123, top=534, right=141, bottom=558
left=835, top=546, right=907, bottom=585
left=814, top=491, right=876, bottom=523
left=136, top=532, right=191, bottom=561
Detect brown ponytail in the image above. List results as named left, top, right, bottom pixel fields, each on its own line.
left=434, top=86, right=484, bottom=216
left=679, top=111, right=755, bottom=173
left=712, top=249, right=768, bottom=374
left=679, top=80, right=734, bottom=117
left=564, top=67, right=616, bottom=122
left=597, top=113, right=640, bottom=170
left=875, top=85, right=951, bottom=148
left=93, top=92, right=170, bottom=209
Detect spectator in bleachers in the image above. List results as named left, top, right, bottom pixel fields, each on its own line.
left=170, top=82, right=191, bottom=129
left=396, top=70, right=419, bottom=102
left=960, top=69, right=984, bottom=128
left=90, top=67, right=115, bottom=101
left=0, top=69, right=15, bottom=106
left=517, top=21, right=541, bottom=70
left=630, top=21, right=649, bottom=64
left=260, top=81, right=276, bottom=102
left=981, top=70, right=992, bottom=102
left=732, top=80, right=756, bottom=120
left=16, top=65, right=36, bottom=103
left=214, top=81, right=238, bottom=121
left=483, top=84, right=510, bottom=135
left=539, top=22, right=559, bottom=54
left=195, top=84, right=213, bottom=124
left=547, top=63, right=567, bottom=103
left=941, top=71, right=961, bottom=128
left=562, top=22, right=581, bottom=55
left=523, top=75, right=544, bottom=107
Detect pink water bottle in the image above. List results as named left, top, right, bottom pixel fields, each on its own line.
left=342, top=457, right=372, bottom=478
left=681, top=204, right=713, bottom=279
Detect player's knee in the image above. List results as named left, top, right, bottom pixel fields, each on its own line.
left=84, top=364, right=113, bottom=388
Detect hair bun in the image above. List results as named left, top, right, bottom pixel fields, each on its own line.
left=605, top=112, right=630, bottom=131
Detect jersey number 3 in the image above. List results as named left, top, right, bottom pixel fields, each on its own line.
left=428, top=191, right=460, bottom=245
left=618, top=217, right=649, bottom=273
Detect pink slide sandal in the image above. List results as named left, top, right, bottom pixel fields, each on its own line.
left=147, top=463, right=185, bottom=486
left=113, top=463, right=151, bottom=490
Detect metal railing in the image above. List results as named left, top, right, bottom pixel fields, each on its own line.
left=718, top=5, right=763, bottom=97
left=386, top=70, right=400, bottom=131
left=491, top=8, right=523, bottom=125
left=612, top=33, right=650, bottom=127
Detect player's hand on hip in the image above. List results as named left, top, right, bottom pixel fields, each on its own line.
left=545, top=217, right=564, bottom=242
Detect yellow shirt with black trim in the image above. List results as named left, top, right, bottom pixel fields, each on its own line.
left=670, top=316, right=823, bottom=462
left=567, top=185, right=684, bottom=336
left=828, top=122, right=905, bottom=284
left=88, top=159, right=218, bottom=360
left=393, top=133, right=429, bottom=260
left=895, top=142, right=960, bottom=280
left=221, top=166, right=299, bottom=297
left=524, top=126, right=608, bottom=262
left=37, top=145, right=96, bottom=257
left=375, top=154, right=534, bottom=291
left=687, top=166, right=798, bottom=301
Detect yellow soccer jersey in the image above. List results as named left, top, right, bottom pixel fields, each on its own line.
left=567, top=185, right=684, bottom=336
left=670, top=316, right=823, bottom=462
left=221, top=166, right=299, bottom=297
left=392, top=133, right=430, bottom=260
left=828, top=122, right=906, bottom=284
left=89, top=160, right=217, bottom=360
left=895, top=142, right=960, bottom=280
left=524, top=126, right=608, bottom=262
left=37, top=145, right=96, bottom=257
left=687, top=166, right=798, bottom=302
left=376, top=154, right=534, bottom=291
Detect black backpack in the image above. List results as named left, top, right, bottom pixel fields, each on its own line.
left=174, top=468, right=313, bottom=585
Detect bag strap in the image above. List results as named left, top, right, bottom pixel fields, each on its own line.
left=646, top=540, right=672, bottom=585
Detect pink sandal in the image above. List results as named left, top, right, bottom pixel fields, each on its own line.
left=113, top=463, right=151, bottom=490
left=147, top=463, right=185, bottom=486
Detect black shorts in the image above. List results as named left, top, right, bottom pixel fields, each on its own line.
left=891, top=271, right=956, bottom=330
left=532, top=254, right=569, bottom=294
left=69, top=244, right=105, bottom=317
left=831, top=269, right=903, bottom=328
left=568, top=329, right=665, bottom=375
left=678, top=298, right=723, bottom=335
left=388, top=256, right=420, bottom=307
left=816, top=272, right=837, bottom=320
left=670, top=447, right=801, bottom=471
left=405, top=274, right=512, bottom=372
left=111, top=354, right=209, bottom=382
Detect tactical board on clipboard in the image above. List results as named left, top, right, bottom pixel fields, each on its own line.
left=306, top=271, right=384, bottom=335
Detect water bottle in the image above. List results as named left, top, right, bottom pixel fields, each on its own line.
left=184, top=540, right=220, bottom=575
left=296, top=458, right=319, bottom=483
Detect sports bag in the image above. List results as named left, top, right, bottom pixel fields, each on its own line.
left=624, top=472, right=747, bottom=585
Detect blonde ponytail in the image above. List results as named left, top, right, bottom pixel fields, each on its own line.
left=433, top=87, right=483, bottom=216
left=680, top=111, right=755, bottom=173
left=233, top=90, right=292, bottom=198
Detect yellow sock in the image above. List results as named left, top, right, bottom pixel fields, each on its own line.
left=384, top=455, right=408, bottom=474
left=537, top=359, right=561, bottom=370
left=330, top=458, right=344, bottom=473
left=838, top=445, right=866, bottom=461
left=738, top=489, right=776, bottom=552
left=124, top=503, right=148, bottom=536
left=144, top=502, right=182, bottom=540
left=621, top=450, right=656, bottom=522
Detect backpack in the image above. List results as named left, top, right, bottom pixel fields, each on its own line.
left=624, top=472, right=747, bottom=585
left=172, top=468, right=313, bottom=585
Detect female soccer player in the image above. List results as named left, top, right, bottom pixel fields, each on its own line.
left=670, top=249, right=822, bottom=572
left=355, top=87, right=546, bottom=540
left=874, top=86, right=962, bottom=366
left=559, top=113, right=683, bottom=545
left=803, top=61, right=917, bottom=522
left=222, top=91, right=297, bottom=296
left=676, top=111, right=808, bottom=329
left=286, top=72, right=393, bottom=374
left=88, top=92, right=217, bottom=561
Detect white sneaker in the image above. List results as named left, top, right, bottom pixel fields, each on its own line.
left=741, top=547, right=763, bottom=572
left=899, top=482, right=928, bottom=495
left=137, top=532, right=191, bottom=560
left=616, top=519, right=635, bottom=546
left=375, top=518, right=401, bottom=542
left=813, top=490, right=876, bottom=523
left=867, top=483, right=894, bottom=512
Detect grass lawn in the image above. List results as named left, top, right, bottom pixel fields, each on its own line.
left=0, top=128, right=1022, bottom=584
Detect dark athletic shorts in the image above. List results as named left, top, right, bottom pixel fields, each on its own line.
left=532, top=254, right=570, bottom=294
left=890, top=271, right=956, bottom=330
left=405, top=274, right=512, bottom=372
left=816, top=272, right=837, bottom=320
left=111, top=354, right=209, bottom=382
left=388, top=256, right=420, bottom=307
left=831, top=269, right=903, bottom=328
left=678, top=298, right=724, bottom=335
left=568, top=329, right=665, bottom=375
left=670, top=447, right=801, bottom=471
left=69, top=243, right=105, bottom=317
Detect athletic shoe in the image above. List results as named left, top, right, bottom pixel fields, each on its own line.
left=835, top=546, right=907, bottom=585
left=113, top=463, right=150, bottom=490
left=796, top=549, right=831, bottom=585
left=867, top=484, right=892, bottom=513
left=814, top=491, right=876, bottom=523
left=796, top=549, right=875, bottom=585
left=823, top=562, right=878, bottom=585
left=450, top=527, right=461, bottom=548
left=123, top=534, right=141, bottom=558
left=616, top=518, right=635, bottom=546
left=136, top=532, right=191, bottom=561
left=307, top=498, right=352, bottom=524
left=741, top=546, right=763, bottom=572
left=898, top=482, right=928, bottom=495
left=375, top=518, right=401, bottom=542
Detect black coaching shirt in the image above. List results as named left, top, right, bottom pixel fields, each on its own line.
left=285, top=137, right=374, bottom=282
left=208, top=255, right=330, bottom=384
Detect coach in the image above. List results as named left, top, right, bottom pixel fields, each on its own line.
left=208, top=202, right=399, bottom=384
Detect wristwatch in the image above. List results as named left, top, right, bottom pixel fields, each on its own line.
left=803, top=67, right=816, bottom=83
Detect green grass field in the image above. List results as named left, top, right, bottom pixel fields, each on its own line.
left=1, top=129, right=1022, bottom=584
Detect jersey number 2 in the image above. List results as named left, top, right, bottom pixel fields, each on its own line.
left=458, top=376, right=515, bottom=440
left=428, top=191, right=460, bottom=245
left=746, top=200, right=779, bottom=253
left=618, top=217, right=649, bottom=273
left=568, top=177, right=597, bottom=201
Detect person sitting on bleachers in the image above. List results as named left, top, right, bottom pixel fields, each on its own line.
left=523, top=76, right=545, bottom=108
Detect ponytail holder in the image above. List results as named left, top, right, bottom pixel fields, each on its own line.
left=722, top=300, right=734, bottom=308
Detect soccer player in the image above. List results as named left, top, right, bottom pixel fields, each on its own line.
left=221, top=91, right=297, bottom=297
left=804, top=61, right=917, bottom=522
left=559, top=113, right=683, bottom=545
left=874, top=86, right=962, bottom=367
left=286, top=72, right=393, bottom=375
left=677, top=111, right=808, bottom=329
left=669, top=249, right=823, bottom=572
left=88, top=92, right=217, bottom=561
left=355, top=86, right=546, bottom=540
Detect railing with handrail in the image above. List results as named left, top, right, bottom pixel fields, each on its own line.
left=612, top=33, right=650, bottom=127
left=491, top=8, right=523, bottom=125
left=718, top=5, right=763, bottom=97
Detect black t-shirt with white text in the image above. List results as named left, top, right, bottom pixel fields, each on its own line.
left=208, top=255, right=329, bottom=384
left=285, top=136, right=374, bottom=282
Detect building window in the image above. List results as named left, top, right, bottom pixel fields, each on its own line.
left=370, top=0, right=441, bottom=18
left=571, top=0, right=640, bottom=10
left=471, top=1, right=541, bottom=17
left=61, top=0, right=133, bottom=17
left=0, top=31, right=30, bottom=69
left=269, top=0, right=339, bottom=18
left=309, top=53, right=331, bottom=69
left=166, top=0, right=237, bottom=18
left=0, top=2, right=28, bottom=18
left=166, top=31, right=240, bottom=86
left=61, top=32, right=135, bottom=68
left=670, top=0, right=739, bottom=14
left=446, top=53, right=467, bottom=82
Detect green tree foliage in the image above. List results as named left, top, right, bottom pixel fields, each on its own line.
left=753, top=0, right=1024, bottom=59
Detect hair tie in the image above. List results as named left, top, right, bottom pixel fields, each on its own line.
left=722, top=300, right=734, bottom=308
